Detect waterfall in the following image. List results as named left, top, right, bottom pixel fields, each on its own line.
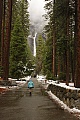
left=33, top=32, right=37, bottom=56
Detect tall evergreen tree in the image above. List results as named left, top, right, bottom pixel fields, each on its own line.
left=44, top=0, right=77, bottom=83
left=10, top=16, right=27, bottom=78
left=9, top=0, right=30, bottom=78
left=36, top=34, right=45, bottom=74
left=44, top=0, right=54, bottom=79
left=0, top=0, right=3, bottom=77
left=75, top=0, right=80, bottom=87
left=2, top=0, right=12, bottom=80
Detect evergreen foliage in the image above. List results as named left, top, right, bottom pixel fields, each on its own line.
left=44, top=0, right=76, bottom=83
left=9, top=0, right=31, bottom=79
left=36, top=34, right=45, bottom=75
left=43, top=0, right=54, bottom=78
left=10, top=17, right=27, bottom=78
left=43, top=32, right=53, bottom=76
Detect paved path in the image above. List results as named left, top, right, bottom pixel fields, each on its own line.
left=0, top=78, right=79, bottom=120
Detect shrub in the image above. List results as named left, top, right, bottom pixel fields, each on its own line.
left=58, top=72, right=66, bottom=80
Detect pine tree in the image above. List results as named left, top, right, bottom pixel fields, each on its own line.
left=9, top=0, right=31, bottom=79
left=75, top=0, right=80, bottom=87
left=44, top=0, right=56, bottom=79
left=10, top=16, right=27, bottom=78
left=0, top=0, right=3, bottom=77
left=2, top=0, right=12, bottom=80
left=44, top=0, right=76, bottom=83
left=36, top=34, right=45, bottom=74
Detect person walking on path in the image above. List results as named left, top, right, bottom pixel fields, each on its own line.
left=27, top=78, right=34, bottom=96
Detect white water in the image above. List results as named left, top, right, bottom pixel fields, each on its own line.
left=33, top=32, right=37, bottom=56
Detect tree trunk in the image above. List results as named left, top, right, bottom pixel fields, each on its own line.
left=3, top=0, right=12, bottom=80
left=52, top=0, right=56, bottom=77
left=74, top=0, right=77, bottom=86
left=1, top=0, right=6, bottom=78
left=75, top=0, right=80, bottom=87
left=0, top=0, right=3, bottom=46
left=0, top=0, right=3, bottom=70
left=66, top=0, right=69, bottom=86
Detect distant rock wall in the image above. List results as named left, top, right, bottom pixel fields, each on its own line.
left=47, top=84, right=80, bottom=109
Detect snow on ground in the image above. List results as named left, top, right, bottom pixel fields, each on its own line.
left=47, top=80, right=80, bottom=90
left=0, top=76, right=31, bottom=93
left=38, top=78, right=80, bottom=119
left=47, top=91, right=80, bottom=119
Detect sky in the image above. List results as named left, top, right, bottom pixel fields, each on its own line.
left=28, top=0, right=46, bottom=25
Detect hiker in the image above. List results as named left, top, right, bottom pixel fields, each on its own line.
left=27, top=79, right=34, bottom=96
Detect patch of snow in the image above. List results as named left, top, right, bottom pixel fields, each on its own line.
left=0, top=86, right=6, bottom=89
left=24, top=76, right=31, bottom=81
left=37, top=75, right=46, bottom=82
left=47, top=91, right=73, bottom=112
left=47, top=91, right=80, bottom=119
left=69, top=83, right=74, bottom=87
left=47, top=80, right=80, bottom=91
left=43, top=80, right=80, bottom=118
left=41, top=80, right=80, bottom=119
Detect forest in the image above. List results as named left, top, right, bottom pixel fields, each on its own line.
left=0, top=0, right=80, bottom=88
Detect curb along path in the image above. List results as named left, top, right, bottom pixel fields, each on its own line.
left=41, top=81, right=80, bottom=120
